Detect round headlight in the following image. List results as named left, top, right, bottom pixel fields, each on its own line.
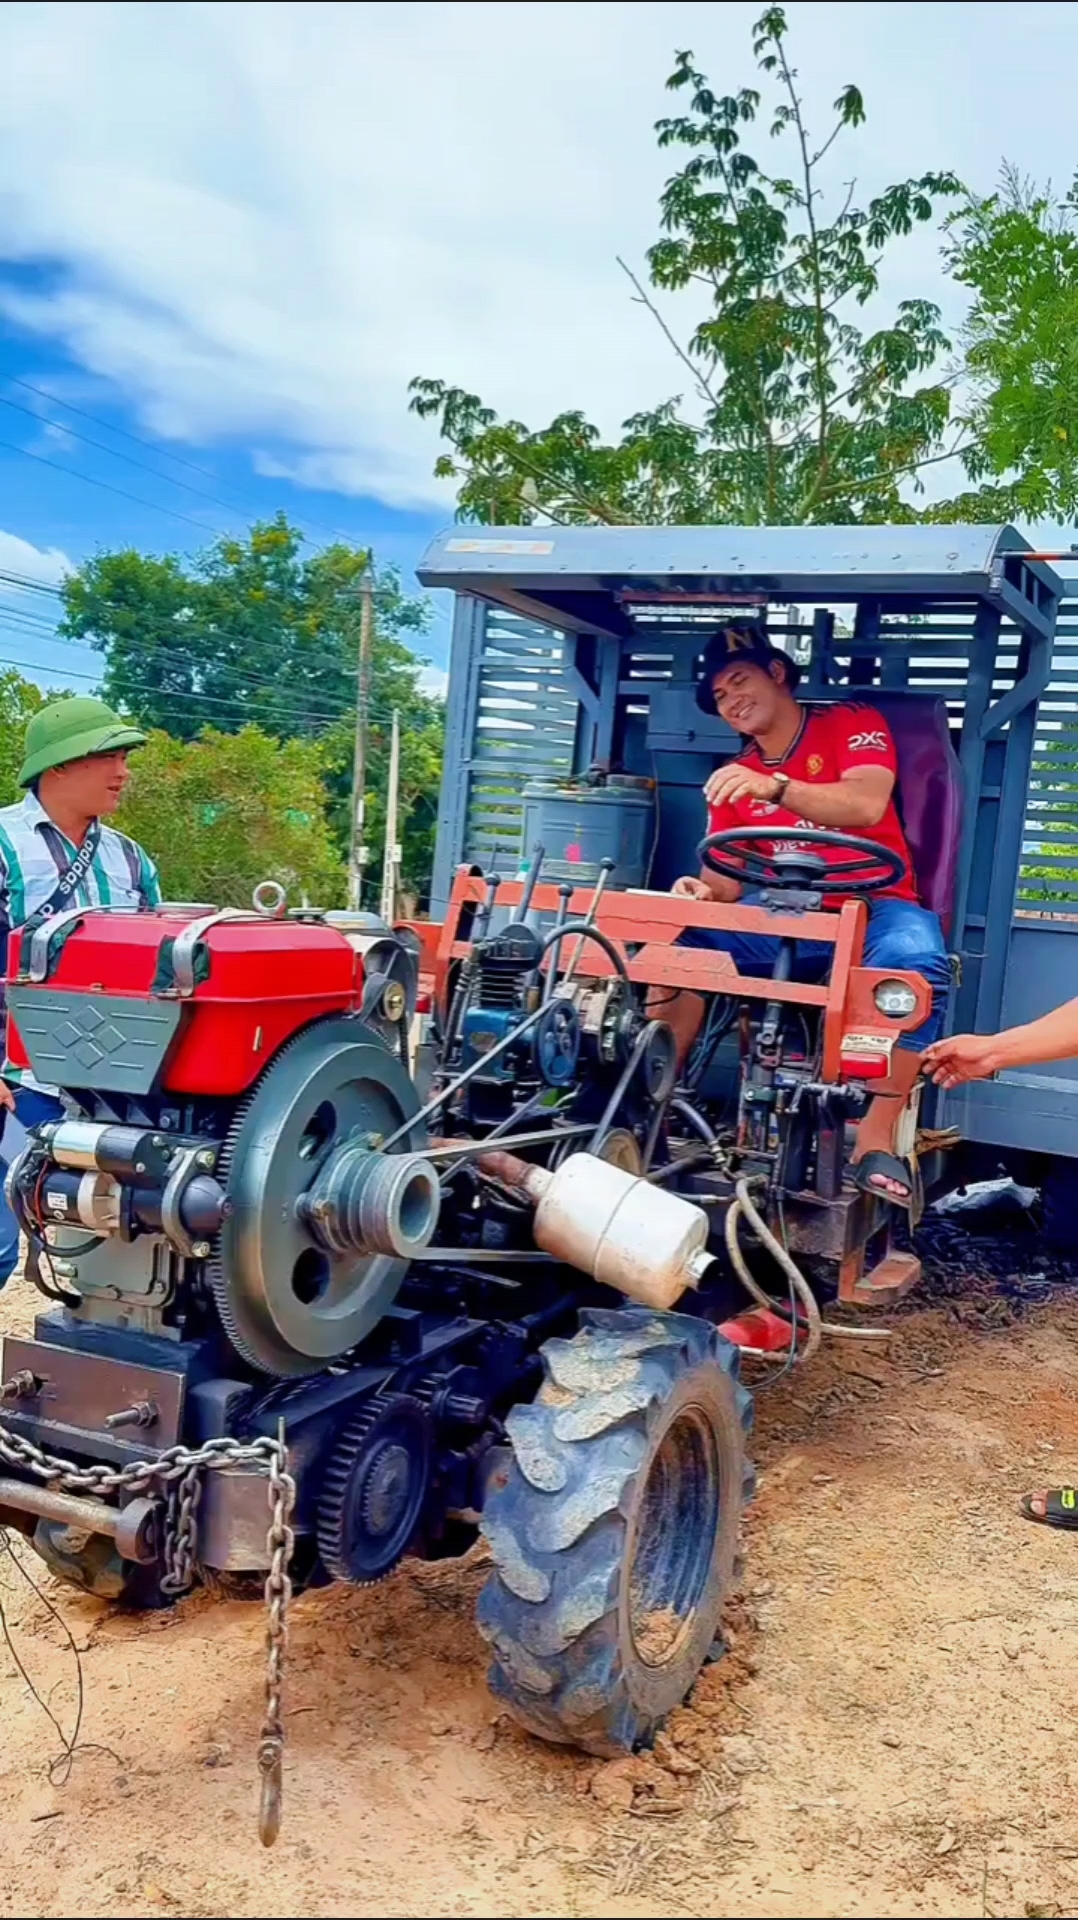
left=874, top=978, right=918, bottom=1018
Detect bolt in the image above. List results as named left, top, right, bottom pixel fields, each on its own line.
left=0, top=1369, right=38, bottom=1401
left=104, top=1399, right=158, bottom=1431
left=197, top=1150, right=216, bottom=1170
left=191, top=1240, right=211, bottom=1260
left=135, top=1162, right=146, bottom=1173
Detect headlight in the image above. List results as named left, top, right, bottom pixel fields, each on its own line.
left=874, top=978, right=918, bottom=1018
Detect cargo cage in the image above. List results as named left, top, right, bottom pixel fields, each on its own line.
left=419, top=525, right=1078, bottom=1164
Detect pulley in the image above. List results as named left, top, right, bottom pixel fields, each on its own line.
left=210, top=1017, right=436, bottom=1377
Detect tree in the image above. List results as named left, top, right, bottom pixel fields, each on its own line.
left=114, top=725, right=347, bottom=910
left=58, top=515, right=431, bottom=743
left=410, top=5, right=962, bottom=527
left=57, top=515, right=446, bottom=903
left=940, top=165, right=1078, bottom=523
left=0, top=669, right=50, bottom=807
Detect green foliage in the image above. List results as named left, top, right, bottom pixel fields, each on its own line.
left=57, top=515, right=445, bottom=903
left=411, top=5, right=962, bottom=527
left=943, top=165, right=1078, bottom=522
left=114, top=725, right=347, bottom=910
left=0, top=669, right=50, bottom=806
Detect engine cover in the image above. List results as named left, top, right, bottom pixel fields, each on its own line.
left=6, top=906, right=363, bottom=1099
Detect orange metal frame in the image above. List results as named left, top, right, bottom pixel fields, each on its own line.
left=408, top=868, right=932, bottom=1092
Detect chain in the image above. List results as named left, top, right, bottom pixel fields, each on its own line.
left=0, top=1418, right=296, bottom=1847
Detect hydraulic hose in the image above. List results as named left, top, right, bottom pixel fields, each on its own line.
left=668, top=1095, right=718, bottom=1146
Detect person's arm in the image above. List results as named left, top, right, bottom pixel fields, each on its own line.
left=672, top=792, right=743, bottom=902
left=773, top=764, right=893, bottom=829
left=923, top=999, right=1078, bottom=1088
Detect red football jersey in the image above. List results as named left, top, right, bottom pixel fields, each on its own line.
left=706, top=703, right=918, bottom=905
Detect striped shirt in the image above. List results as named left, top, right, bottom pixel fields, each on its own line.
left=0, top=789, right=161, bottom=1087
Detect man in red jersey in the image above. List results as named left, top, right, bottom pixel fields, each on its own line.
left=656, top=623, right=951, bottom=1205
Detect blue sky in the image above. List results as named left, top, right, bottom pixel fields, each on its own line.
left=5, top=0, right=1078, bottom=709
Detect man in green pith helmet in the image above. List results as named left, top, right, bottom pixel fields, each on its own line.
left=0, top=695, right=161, bottom=1287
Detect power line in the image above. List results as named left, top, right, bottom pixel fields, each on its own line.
left=0, top=432, right=227, bottom=533
left=0, top=639, right=417, bottom=732
left=7, top=373, right=367, bottom=549
left=0, top=394, right=252, bottom=530
left=0, top=569, right=64, bottom=596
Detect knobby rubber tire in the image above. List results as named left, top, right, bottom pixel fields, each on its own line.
left=476, top=1306, right=754, bottom=1756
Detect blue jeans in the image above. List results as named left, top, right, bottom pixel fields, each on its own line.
left=0, top=1086, right=65, bottom=1287
left=680, top=893, right=950, bottom=1051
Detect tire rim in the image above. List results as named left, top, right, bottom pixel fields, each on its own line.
left=628, top=1404, right=722, bottom=1669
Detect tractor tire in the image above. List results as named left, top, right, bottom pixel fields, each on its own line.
left=476, top=1306, right=754, bottom=1757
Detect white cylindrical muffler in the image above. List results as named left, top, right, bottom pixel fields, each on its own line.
left=479, top=1149, right=713, bottom=1310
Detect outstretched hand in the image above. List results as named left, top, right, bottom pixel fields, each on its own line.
left=921, top=1033, right=999, bottom=1088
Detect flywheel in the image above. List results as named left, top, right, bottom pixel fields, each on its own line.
left=210, top=1017, right=429, bottom=1376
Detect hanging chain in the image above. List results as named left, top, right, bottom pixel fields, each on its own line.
left=0, top=1417, right=296, bottom=1846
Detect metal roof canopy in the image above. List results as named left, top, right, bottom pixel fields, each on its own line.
left=418, top=523, right=1062, bottom=641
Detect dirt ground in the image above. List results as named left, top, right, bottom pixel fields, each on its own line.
left=3, top=1262, right=1078, bottom=1920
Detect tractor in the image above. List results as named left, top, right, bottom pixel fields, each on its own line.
left=0, top=523, right=1070, bottom=1808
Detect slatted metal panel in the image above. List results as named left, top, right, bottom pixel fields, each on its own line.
left=1018, top=584, right=1078, bottom=916
left=461, top=607, right=577, bottom=872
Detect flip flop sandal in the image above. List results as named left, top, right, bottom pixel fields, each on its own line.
left=852, top=1150, right=924, bottom=1223
left=1020, top=1488, right=1078, bottom=1530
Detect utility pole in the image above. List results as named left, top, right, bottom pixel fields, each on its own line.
left=380, top=707, right=401, bottom=924
left=348, top=573, right=374, bottom=910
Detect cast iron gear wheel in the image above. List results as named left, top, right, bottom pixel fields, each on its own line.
left=316, top=1392, right=433, bottom=1585
left=476, top=1307, right=754, bottom=1757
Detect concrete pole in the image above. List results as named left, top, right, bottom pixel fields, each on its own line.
left=380, top=706, right=401, bottom=923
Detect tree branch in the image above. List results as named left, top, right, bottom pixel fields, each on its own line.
left=617, top=256, right=723, bottom=410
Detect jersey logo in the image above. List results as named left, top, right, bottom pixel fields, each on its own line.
left=807, top=753, right=823, bottom=775
left=847, top=729, right=887, bottom=753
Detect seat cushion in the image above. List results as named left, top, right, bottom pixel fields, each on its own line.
left=867, top=694, right=963, bottom=932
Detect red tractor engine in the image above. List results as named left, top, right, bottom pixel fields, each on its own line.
left=0, top=898, right=450, bottom=1591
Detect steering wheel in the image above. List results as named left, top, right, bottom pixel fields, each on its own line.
left=696, top=825, right=906, bottom=896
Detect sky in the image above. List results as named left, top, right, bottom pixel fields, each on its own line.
left=3, top=0, right=1078, bottom=702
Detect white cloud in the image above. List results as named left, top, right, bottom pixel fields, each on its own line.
left=0, top=526, right=70, bottom=585
left=2, top=1, right=1078, bottom=510
left=417, top=664, right=449, bottom=701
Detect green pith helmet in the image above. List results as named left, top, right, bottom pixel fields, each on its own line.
left=18, top=696, right=147, bottom=788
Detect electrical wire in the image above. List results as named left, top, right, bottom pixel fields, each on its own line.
left=0, top=394, right=252, bottom=527
left=0, top=431, right=228, bottom=533
left=6, top=373, right=362, bottom=548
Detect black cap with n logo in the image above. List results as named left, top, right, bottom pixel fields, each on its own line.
left=693, top=621, right=801, bottom=714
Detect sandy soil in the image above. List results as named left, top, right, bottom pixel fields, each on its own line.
left=2, top=1264, right=1078, bottom=1920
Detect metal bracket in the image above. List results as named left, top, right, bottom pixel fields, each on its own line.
left=166, top=910, right=257, bottom=997
left=160, top=1145, right=209, bottom=1259
left=21, top=905, right=138, bottom=984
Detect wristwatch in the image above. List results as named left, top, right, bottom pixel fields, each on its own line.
left=771, top=771, right=791, bottom=803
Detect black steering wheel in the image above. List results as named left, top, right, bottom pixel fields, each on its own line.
left=696, top=825, right=906, bottom=896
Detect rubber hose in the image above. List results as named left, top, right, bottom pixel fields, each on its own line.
left=540, top=919, right=629, bottom=983
left=724, top=1183, right=892, bottom=1356
left=668, top=1095, right=718, bottom=1146
left=728, top=1179, right=823, bottom=1364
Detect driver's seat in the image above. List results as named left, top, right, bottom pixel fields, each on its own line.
left=857, top=694, right=963, bottom=934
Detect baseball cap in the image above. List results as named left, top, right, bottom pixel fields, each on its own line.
left=693, top=622, right=802, bottom=715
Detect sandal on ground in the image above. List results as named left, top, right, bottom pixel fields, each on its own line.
left=852, top=1150, right=923, bottom=1220
left=1020, top=1488, right=1078, bottom=1530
